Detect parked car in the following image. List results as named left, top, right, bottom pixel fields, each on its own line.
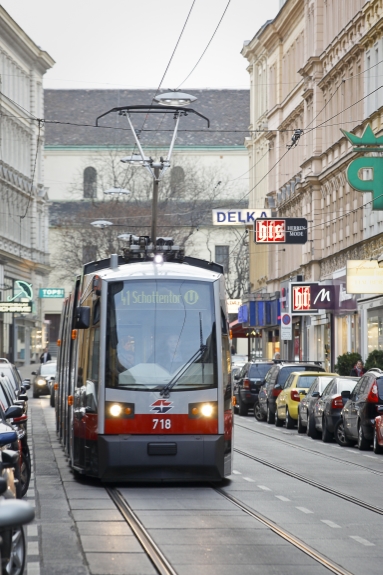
left=335, top=369, right=383, bottom=449
left=259, top=362, right=326, bottom=424
left=297, top=375, right=335, bottom=434
left=275, top=371, right=336, bottom=429
left=0, top=359, right=30, bottom=394
left=254, top=384, right=267, bottom=421
left=313, top=377, right=359, bottom=441
left=31, top=361, right=56, bottom=398
left=233, top=361, right=274, bottom=416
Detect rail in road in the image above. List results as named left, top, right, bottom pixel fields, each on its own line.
left=235, top=420, right=383, bottom=477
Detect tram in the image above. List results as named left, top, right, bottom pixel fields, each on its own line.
left=54, top=241, right=233, bottom=482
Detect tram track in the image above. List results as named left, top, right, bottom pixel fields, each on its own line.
left=213, top=486, right=354, bottom=575
left=235, top=420, right=383, bottom=476
left=234, top=446, right=383, bottom=516
left=107, top=487, right=178, bottom=575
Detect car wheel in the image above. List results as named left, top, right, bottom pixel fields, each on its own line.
left=266, top=403, right=275, bottom=425
left=254, top=401, right=266, bottom=422
left=3, top=526, right=26, bottom=575
left=373, top=427, right=383, bottom=454
left=286, top=407, right=295, bottom=429
left=307, top=413, right=319, bottom=439
left=334, top=419, right=354, bottom=447
left=32, top=388, right=39, bottom=399
left=15, top=454, right=31, bottom=499
left=238, top=396, right=248, bottom=416
left=297, top=410, right=305, bottom=434
left=357, top=422, right=370, bottom=451
left=275, top=409, right=283, bottom=427
left=322, top=417, right=332, bottom=443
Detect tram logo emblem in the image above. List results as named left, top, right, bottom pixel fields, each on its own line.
left=184, top=290, right=199, bottom=305
left=150, top=399, right=174, bottom=414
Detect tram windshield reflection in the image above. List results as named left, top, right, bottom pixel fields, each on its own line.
left=105, top=279, right=217, bottom=391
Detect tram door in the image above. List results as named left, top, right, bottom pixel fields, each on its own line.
left=73, top=297, right=100, bottom=473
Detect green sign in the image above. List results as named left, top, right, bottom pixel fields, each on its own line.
left=39, top=288, right=65, bottom=298
left=0, top=302, right=32, bottom=314
left=7, top=280, right=33, bottom=302
left=343, top=124, right=383, bottom=210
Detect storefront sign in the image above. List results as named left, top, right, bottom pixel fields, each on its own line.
left=227, top=299, right=241, bottom=313
left=212, top=209, right=271, bottom=225
left=7, top=280, right=33, bottom=302
left=254, top=218, right=307, bottom=244
left=342, top=124, right=383, bottom=210
left=0, top=302, right=32, bottom=313
left=281, top=313, right=292, bottom=340
left=310, top=285, right=336, bottom=310
left=290, top=283, right=319, bottom=315
left=39, top=288, right=65, bottom=298
left=346, top=260, right=383, bottom=294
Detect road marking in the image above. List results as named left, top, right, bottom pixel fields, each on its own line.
left=296, top=506, right=313, bottom=514
left=275, top=495, right=290, bottom=502
left=363, top=455, right=378, bottom=459
left=258, top=485, right=271, bottom=491
left=26, top=563, right=40, bottom=575
left=27, top=525, right=38, bottom=537
left=232, top=470, right=242, bottom=475
left=243, top=477, right=255, bottom=482
left=321, top=519, right=341, bottom=528
left=27, top=542, right=39, bottom=555
left=350, top=536, right=374, bottom=546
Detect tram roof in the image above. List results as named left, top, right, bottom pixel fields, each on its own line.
left=84, top=257, right=223, bottom=282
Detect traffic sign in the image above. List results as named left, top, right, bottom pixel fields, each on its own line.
left=281, top=313, right=292, bottom=340
left=254, top=218, right=307, bottom=244
left=39, top=288, right=65, bottom=298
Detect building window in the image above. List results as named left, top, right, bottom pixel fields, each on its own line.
left=215, top=245, right=229, bottom=273
left=82, top=245, right=97, bottom=264
left=83, top=167, right=97, bottom=198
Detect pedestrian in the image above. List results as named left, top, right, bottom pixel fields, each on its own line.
left=274, top=352, right=281, bottom=360
left=350, top=360, right=365, bottom=377
left=40, top=346, right=51, bottom=364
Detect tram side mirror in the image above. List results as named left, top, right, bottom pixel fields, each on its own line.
left=74, top=306, right=90, bottom=329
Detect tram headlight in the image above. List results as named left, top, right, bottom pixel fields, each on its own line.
left=109, top=404, right=122, bottom=417
left=189, top=401, right=218, bottom=419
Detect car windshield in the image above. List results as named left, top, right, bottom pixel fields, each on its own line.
left=279, top=366, right=322, bottom=387
left=374, top=377, right=383, bottom=400
left=248, top=364, right=272, bottom=379
left=337, top=379, right=358, bottom=393
left=106, top=279, right=217, bottom=391
left=296, top=375, right=322, bottom=389
left=41, top=363, right=56, bottom=376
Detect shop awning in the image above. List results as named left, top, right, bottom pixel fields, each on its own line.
left=229, top=319, right=249, bottom=339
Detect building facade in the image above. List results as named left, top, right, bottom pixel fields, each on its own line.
left=0, top=7, right=54, bottom=363
left=242, top=0, right=383, bottom=367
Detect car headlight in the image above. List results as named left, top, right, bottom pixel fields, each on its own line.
left=37, top=379, right=46, bottom=386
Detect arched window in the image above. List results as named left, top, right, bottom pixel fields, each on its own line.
left=83, top=167, right=97, bottom=198
left=170, top=166, right=185, bottom=194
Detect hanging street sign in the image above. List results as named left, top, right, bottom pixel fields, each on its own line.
left=212, top=209, right=271, bottom=225
left=342, top=124, right=383, bottom=210
left=0, top=302, right=32, bottom=314
left=254, top=218, right=308, bottom=244
left=7, top=280, right=33, bottom=302
left=39, top=288, right=65, bottom=298
left=281, top=313, right=292, bottom=340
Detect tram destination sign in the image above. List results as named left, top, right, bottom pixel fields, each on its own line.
left=0, top=302, right=32, bottom=314
left=254, top=218, right=308, bottom=244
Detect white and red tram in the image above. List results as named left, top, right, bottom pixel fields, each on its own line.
left=55, top=251, right=233, bottom=481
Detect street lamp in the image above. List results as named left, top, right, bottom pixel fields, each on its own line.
left=95, top=95, right=209, bottom=254
left=91, top=220, right=114, bottom=229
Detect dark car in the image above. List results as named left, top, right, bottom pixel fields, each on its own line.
left=259, top=362, right=326, bottom=424
left=297, top=375, right=336, bottom=434
left=313, top=377, right=359, bottom=441
left=31, top=361, right=56, bottom=398
left=0, top=359, right=30, bottom=394
left=335, top=369, right=383, bottom=449
left=233, top=361, right=273, bottom=416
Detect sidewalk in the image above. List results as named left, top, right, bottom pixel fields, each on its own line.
left=20, top=364, right=89, bottom=575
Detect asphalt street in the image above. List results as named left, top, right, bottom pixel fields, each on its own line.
left=19, top=363, right=383, bottom=575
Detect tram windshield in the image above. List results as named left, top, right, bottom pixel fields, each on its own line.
left=105, top=279, right=217, bottom=391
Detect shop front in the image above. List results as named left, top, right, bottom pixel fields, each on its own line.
left=358, top=295, right=383, bottom=359
left=238, top=294, right=280, bottom=360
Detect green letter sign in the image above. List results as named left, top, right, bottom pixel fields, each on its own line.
left=342, top=125, right=383, bottom=210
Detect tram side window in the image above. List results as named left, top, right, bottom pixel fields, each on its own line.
left=86, top=327, right=100, bottom=412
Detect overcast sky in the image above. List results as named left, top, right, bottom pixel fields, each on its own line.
left=2, top=0, right=280, bottom=90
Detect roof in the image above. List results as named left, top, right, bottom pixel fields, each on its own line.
left=44, top=89, right=249, bottom=148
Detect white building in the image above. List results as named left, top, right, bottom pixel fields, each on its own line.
left=0, top=7, right=54, bottom=363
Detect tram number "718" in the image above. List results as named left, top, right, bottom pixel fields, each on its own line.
left=152, top=419, right=172, bottom=430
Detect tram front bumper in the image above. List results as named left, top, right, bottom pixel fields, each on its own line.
left=98, top=434, right=226, bottom=482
